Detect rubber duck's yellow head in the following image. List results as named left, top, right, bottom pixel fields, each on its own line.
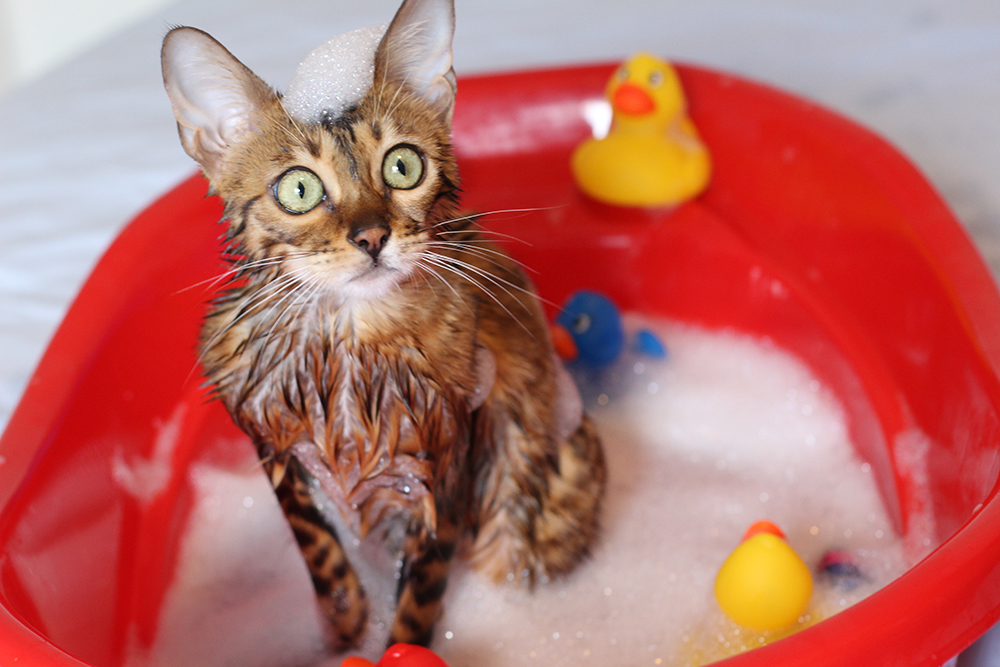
left=605, top=52, right=685, bottom=127
left=714, top=520, right=813, bottom=631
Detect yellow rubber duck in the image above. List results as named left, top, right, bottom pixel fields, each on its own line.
left=714, top=520, right=813, bottom=631
left=571, top=52, right=711, bottom=208
left=682, top=521, right=817, bottom=666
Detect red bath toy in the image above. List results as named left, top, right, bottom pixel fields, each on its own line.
left=340, top=644, right=450, bottom=667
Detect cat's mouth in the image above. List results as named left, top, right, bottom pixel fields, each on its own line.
left=278, top=252, right=404, bottom=301
left=338, top=254, right=412, bottom=299
left=346, top=269, right=408, bottom=303
left=353, top=259, right=396, bottom=281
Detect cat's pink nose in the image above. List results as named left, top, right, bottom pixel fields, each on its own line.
left=350, top=224, right=390, bottom=260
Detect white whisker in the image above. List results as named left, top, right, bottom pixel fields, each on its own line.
left=247, top=268, right=316, bottom=344
left=427, top=251, right=542, bottom=312
left=174, top=267, right=242, bottom=296
left=436, top=228, right=533, bottom=246
left=200, top=271, right=304, bottom=359
left=420, top=240, right=539, bottom=275
left=427, top=205, right=564, bottom=232
left=173, top=255, right=294, bottom=296
left=415, top=258, right=469, bottom=311
left=262, top=275, right=321, bottom=345
left=421, top=254, right=533, bottom=336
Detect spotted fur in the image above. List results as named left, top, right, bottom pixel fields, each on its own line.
left=162, top=0, right=605, bottom=651
left=273, top=456, right=368, bottom=646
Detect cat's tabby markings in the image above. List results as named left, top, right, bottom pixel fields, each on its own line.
left=161, top=0, right=606, bottom=651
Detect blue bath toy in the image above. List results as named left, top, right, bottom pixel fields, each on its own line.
left=635, top=328, right=667, bottom=359
left=817, top=550, right=867, bottom=592
left=553, top=290, right=667, bottom=368
left=555, top=291, right=625, bottom=368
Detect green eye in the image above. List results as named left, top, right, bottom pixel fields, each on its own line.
left=274, top=168, right=325, bottom=213
left=382, top=145, right=424, bottom=190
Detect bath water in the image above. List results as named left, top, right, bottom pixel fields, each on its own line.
left=143, top=319, right=916, bottom=667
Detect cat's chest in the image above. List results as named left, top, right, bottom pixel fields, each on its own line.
left=226, top=323, right=476, bottom=531
left=305, top=346, right=471, bottom=530
left=322, top=345, right=465, bottom=458
left=243, top=332, right=469, bottom=453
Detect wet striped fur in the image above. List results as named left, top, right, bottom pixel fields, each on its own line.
left=162, top=0, right=605, bottom=651
left=273, top=455, right=368, bottom=646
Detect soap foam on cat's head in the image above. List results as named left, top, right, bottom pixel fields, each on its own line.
left=283, top=23, right=388, bottom=124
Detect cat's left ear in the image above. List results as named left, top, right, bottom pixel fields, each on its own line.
left=375, top=0, right=457, bottom=121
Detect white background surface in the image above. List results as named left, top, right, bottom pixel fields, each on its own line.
left=0, top=0, right=175, bottom=93
left=0, top=0, right=999, bottom=433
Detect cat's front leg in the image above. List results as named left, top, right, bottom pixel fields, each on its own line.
left=389, top=513, right=461, bottom=647
left=270, top=454, right=369, bottom=649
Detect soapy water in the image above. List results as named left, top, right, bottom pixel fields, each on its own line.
left=142, top=318, right=916, bottom=667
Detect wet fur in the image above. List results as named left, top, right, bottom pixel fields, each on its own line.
left=163, top=1, right=605, bottom=651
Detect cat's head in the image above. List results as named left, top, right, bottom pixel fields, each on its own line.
left=161, top=0, right=460, bottom=302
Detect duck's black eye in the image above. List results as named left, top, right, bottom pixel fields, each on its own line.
left=274, top=168, right=325, bottom=213
left=573, top=313, right=592, bottom=334
left=382, top=144, right=424, bottom=190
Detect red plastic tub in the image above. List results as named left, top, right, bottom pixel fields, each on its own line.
left=1, top=63, right=999, bottom=667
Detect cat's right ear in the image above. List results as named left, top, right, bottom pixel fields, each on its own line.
left=161, top=27, right=273, bottom=180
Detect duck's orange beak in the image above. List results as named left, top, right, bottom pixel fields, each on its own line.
left=741, top=519, right=786, bottom=542
left=612, top=82, right=656, bottom=116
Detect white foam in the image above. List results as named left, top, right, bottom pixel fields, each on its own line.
left=145, top=319, right=917, bottom=667
left=139, top=461, right=329, bottom=667
left=427, top=320, right=909, bottom=667
left=283, top=24, right=388, bottom=124
left=893, top=428, right=938, bottom=563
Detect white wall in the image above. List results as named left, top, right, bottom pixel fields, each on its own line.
left=0, top=0, right=175, bottom=96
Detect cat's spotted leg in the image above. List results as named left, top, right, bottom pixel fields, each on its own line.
left=388, top=516, right=461, bottom=647
left=271, top=455, right=369, bottom=649
left=470, top=412, right=606, bottom=585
